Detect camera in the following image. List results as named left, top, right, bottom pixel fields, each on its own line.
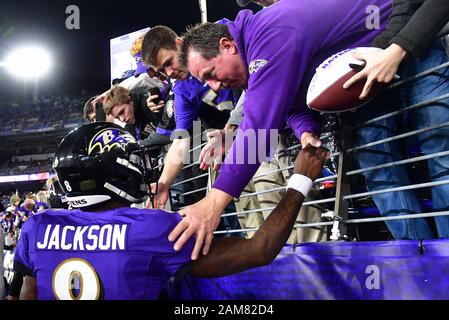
left=149, top=87, right=164, bottom=105
left=95, top=102, right=106, bottom=122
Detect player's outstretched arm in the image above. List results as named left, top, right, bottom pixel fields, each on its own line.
left=20, top=276, right=37, bottom=300
left=186, top=145, right=328, bottom=277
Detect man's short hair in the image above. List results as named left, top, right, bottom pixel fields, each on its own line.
left=83, top=96, right=98, bottom=121
left=179, top=23, right=234, bottom=68
left=236, top=0, right=252, bottom=6
left=103, top=86, right=131, bottom=115
left=141, top=26, right=179, bottom=67
left=237, top=0, right=277, bottom=7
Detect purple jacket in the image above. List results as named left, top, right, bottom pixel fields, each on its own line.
left=214, top=0, right=392, bottom=197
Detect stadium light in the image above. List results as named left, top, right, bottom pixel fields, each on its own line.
left=3, top=46, right=53, bottom=79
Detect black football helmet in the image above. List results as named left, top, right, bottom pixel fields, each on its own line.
left=53, top=122, right=158, bottom=209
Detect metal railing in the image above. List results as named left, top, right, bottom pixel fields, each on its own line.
left=162, top=61, right=449, bottom=241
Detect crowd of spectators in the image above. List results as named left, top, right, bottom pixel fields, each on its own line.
left=0, top=159, right=53, bottom=176
left=1, top=191, right=49, bottom=298
left=0, top=95, right=87, bottom=135
left=0, top=94, right=88, bottom=177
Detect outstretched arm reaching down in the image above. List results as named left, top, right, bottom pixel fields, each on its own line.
left=186, top=145, right=328, bottom=277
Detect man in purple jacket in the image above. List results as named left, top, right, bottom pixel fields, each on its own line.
left=14, top=122, right=327, bottom=299
left=171, top=0, right=392, bottom=259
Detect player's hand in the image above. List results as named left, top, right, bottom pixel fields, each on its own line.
left=294, top=144, right=329, bottom=181
left=148, top=181, right=169, bottom=209
left=146, top=95, right=164, bottom=113
left=300, top=132, right=322, bottom=148
left=169, top=189, right=229, bottom=260
left=343, top=44, right=406, bottom=99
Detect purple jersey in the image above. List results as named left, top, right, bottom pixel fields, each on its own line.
left=1, top=217, right=14, bottom=234
left=213, top=0, right=392, bottom=197
left=172, top=75, right=236, bottom=131
left=34, top=201, right=49, bottom=213
left=18, top=205, right=34, bottom=218
left=14, top=208, right=194, bottom=300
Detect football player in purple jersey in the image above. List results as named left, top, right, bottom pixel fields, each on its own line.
left=14, top=122, right=326, bottom=300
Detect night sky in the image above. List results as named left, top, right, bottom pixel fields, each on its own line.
left=0, top=0, right=261, bottom=99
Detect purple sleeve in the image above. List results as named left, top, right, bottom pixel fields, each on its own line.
left=213, top=28, right=318, bottom=197
left=160, top=214, right=195, bottom=276
left=14, top=219, right=34, bottom=274
left=164, top=237, right=195, bottom=276
left=138, top=210, right=195, bottom=277
left=174, top=92, right=201, bottom=131
left=286, top=109, right=321, bottom=140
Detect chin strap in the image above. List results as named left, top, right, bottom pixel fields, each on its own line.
left=104, top=183, right=144, bottom=203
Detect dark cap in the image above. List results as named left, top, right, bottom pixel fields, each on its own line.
left=236, top=0, right=252, bottom=7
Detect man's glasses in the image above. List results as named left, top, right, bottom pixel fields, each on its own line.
left=147, top=67, right=168, bottom=82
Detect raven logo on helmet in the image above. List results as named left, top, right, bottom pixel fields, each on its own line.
left=88, top=128, right=136, bottom=155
